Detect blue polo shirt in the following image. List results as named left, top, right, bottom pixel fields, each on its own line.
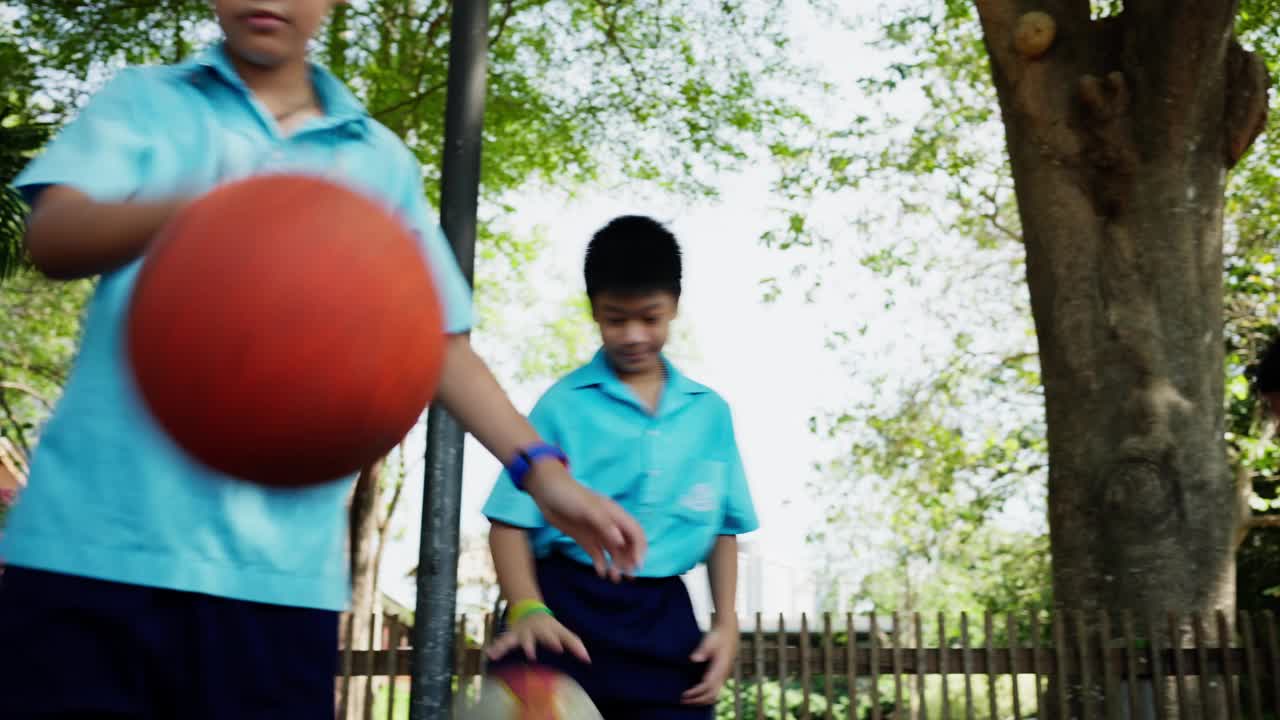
left=0, top=44, right=473, bottom=610
left=483, top=351, right=759, bottom=577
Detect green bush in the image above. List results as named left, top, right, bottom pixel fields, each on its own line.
left=716, top=674, right=1043, bottom=720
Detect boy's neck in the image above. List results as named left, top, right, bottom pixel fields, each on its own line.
left=616, top=363, right=667, bottom=413
left=226, top=50, right=319, bottom=120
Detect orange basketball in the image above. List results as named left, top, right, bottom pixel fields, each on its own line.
left=127, top=174, right=446, bottom=488
left=459, top=666, right=603, bottom=719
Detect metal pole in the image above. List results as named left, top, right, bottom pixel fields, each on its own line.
left=409, top=0, right=489, bottom=718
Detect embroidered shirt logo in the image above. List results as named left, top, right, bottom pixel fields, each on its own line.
left=680, top=482, right=717, bottom=513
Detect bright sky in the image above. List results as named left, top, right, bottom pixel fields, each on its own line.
left=377, top=3, right=936, bottom=608
left=382, top=182, right=853, bottom=606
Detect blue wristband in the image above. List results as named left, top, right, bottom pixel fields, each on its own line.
left=506, top=443, right=568, bottom=492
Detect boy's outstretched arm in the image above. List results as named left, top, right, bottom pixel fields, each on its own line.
left=683, top=535, right=740, bottom=706
left=24, top=186, right=186, bottom=280
left=435, top=336, right=646, bottom=576
left=486, top=522, right=590, bottom=662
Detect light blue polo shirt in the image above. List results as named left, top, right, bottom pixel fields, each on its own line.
left=483, top=350, right=759, bottom=577
left=1, top=44, right=473, bottom=610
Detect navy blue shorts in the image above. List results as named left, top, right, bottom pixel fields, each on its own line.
left=0, top=566, right=339, bottom=720
left=490, top=554, right=714, bottom=719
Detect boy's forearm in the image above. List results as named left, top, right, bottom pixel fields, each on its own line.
left=434, top=337, right=562, bottom=491
left=25, top=185, right=184, bottom=280
left=707, top=535, right=739, bottom=629
left=489, top=522, right=543, bottom=604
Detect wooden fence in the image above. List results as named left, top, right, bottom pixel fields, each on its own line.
left=336, top=609, right=1280, bottom=719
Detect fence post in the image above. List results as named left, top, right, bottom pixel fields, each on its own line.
left=870, top=612, right=882, bottom=720
left=1008, top=612, right=1022, bottom=720
left=1219, top=610, right=1243, bottom=720
left=893, top=611, right=905, bottom=719
left=335, top=606, right=1280, bottom=718
left=848, top=613, right=858, bottom=720
left=1241, top=611, right=1264, bottom=720
left=755, top=613, right=765, bottom=720
left=985, top=611, right=997, bottom=720
left=939, top=613, right=950, bottom=720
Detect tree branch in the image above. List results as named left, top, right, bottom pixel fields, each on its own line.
left=978, top=187, right=1022, bottom=243
left=1224, top=39, right=1270, bottom=166
left=1246, top=515, right=1280, bottom=530
left=0, top=436, right=27, bottom=482
left=489, top=0, right=517, bottom=49
left=367, top=2, right=464, bottom=129
left=372, top=79, right=448, bottom=121
left=590, top=0, right=648, bottom=91
left=410, top=4, right=450, bottom=48
left=0, top=381, right=54, bottom=412
left=377, top=467, right=405, bottom=538
left=0, top=392, right=31, bottom=460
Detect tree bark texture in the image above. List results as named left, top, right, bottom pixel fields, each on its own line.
left=974, top=0, right=1268, bottom=716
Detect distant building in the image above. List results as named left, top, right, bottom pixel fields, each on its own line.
left=455, top=532, right=500, bottom=616
left=381, top=531, right=499, bottom=619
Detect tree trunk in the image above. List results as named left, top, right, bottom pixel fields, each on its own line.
left=973, top=0, right=1268, bottom=716
left=372, top=453, right=408, bottom=611
left=347, top=460, right=384, bottom=720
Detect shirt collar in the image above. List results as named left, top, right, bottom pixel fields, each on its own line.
left=570, top=349, right=709, bottom=415
left=183, top=43, right=370, bottom=132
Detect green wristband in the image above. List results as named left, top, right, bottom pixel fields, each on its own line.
left=508, top=599, right=554, bottom=625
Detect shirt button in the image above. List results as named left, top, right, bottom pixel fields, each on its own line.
left=648, top=429, right=660, bottom=437
left=648, top=469, right=662, bottom=478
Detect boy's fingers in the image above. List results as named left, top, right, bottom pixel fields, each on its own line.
left=684, top=639, right=731, bottom=704
left=565, top=632, right=591, bottom=663
left=604, top=504, right=646, bottom=571
left=681, top=684, right=713, bottom=705
left=487, top=635, right=516, bottom=659
left=582, top=543, right=607, bottom=577
left=537, top=627, right=564, bottom=654
left=521, top=634, right=537, bottom=661
left=585, top=526, right=619, bottom=573
left=599, top=520, right=625, bottom=549
left=690, top=634, right=719, bottom=662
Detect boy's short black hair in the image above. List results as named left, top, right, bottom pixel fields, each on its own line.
left=1256, top=335, right=1280, bottom=394
left=584, top=215, right=682, bottom=299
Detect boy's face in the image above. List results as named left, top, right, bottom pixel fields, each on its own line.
left=592, top=291, right=678, bottom=377
left=214, top=0, right=342, bottom=67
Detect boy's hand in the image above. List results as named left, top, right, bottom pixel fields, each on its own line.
left=25, top=186, right=191, bottom=280
left=487, top=613, right=591, bottom=664
left=682, top=624, right=738, bottom=706
left=430, top=339, right=647, bottom=578
left=524, top=462, right=646, bottom=580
